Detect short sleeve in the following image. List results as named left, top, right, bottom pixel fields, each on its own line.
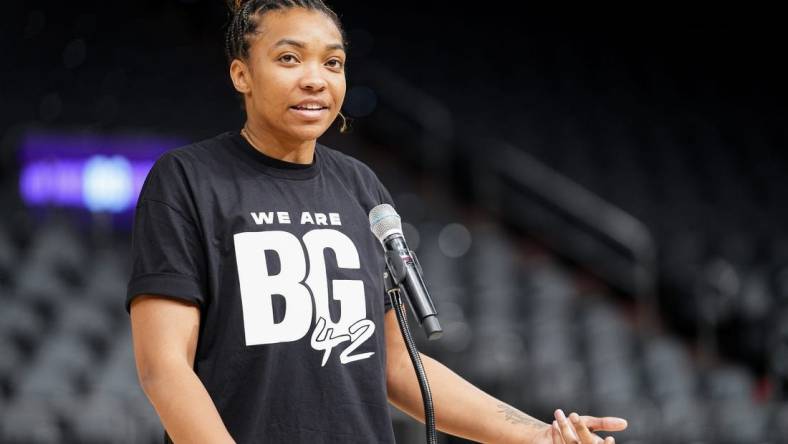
left=125, top=154, right=207, bottom=314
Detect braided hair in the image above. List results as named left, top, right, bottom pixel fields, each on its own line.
left=224, top=0, right=350, bottom=132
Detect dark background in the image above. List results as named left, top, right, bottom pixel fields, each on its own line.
left=1, top=2, right=786, bottom=443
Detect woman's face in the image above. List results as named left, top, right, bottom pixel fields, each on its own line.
left=231, top=7, right=346, bottom=144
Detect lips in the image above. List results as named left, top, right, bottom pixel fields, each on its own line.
left=290, top=106, right=328, bottom=121
left=290, top=105, right=328, bottom=110
left=291, top=99, right=329, bottom=111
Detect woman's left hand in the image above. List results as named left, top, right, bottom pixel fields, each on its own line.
left=548, top=409, right=628, bottom=444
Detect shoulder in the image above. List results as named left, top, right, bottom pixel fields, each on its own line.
left=317, top=142, right=382, bottom=185
left=316, top=142, right=394, bottom=207
left=140, top=132, right=235, bottom=203
left=155, top=131, right=235, bottom=171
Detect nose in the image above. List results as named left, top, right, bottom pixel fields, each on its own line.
left=299, top=62, right=328, bottom=91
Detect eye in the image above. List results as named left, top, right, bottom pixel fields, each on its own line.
left=279, top=54, right=299, bottom=64
left=327, top=59, right=344, bottom=69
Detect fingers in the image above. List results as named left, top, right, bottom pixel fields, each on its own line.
left=553, top=409, right=622, bottom=444
left=569, top=412, right=606, bottom=444
left=551, top=421, right=562, bottom=444
left=554, top=409, right=580, bottom=443
left=580, top=415, right=628, bottom=432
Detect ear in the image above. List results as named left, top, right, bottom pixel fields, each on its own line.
left=230, top=59, right=252, bottom=94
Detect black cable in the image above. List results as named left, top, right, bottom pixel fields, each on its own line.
left=387, top=286, right=438, bottom=444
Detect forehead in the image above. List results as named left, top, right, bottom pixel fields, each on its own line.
left=256, top=7, right=343, bottom=48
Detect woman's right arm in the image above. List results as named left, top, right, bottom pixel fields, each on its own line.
left=130, top=295, right=235, bottom=444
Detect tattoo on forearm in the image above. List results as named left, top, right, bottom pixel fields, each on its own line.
left=496, top=403, right=543, bottom=428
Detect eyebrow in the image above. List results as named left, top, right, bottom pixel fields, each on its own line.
left=273, top=38, right=346, bottom=53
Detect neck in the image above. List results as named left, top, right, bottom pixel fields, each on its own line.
left=241, top=120, right=316, bottom=165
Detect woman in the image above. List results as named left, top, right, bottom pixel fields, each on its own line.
left=127, top=1, right=628, bottom=442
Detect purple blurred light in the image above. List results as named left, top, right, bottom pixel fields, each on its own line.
left=18, top=130, right=183, bottom=213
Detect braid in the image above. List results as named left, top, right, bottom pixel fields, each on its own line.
left=224, top=0, right=347, bottom=65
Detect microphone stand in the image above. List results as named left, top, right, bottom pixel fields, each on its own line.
left=384, top=260, right=438, bottom=444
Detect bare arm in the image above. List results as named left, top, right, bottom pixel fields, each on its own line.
left=130, top=295, right=235, bottom=444
left=384, top=305, right=547, bottom=444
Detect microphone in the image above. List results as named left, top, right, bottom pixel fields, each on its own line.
left=369, top=204, right=442, bottom=340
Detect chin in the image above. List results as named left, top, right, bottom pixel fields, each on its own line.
left=289, top=125, right=329, bottom=141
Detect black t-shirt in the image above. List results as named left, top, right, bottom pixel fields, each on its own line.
left=126, top=130, right=397, bottom=443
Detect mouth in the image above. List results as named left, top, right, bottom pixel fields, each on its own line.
left=290, top=105, right=329, bottom=111
left=289, top=106, right=329, bottom=120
